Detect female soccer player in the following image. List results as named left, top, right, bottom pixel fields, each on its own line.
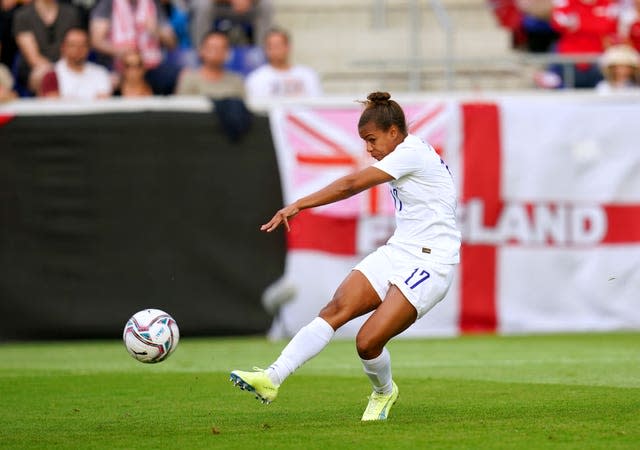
left=231, top=92, right=461, bottom=421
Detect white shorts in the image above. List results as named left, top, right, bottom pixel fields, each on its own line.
left=353, top=242, right=456, bottom=319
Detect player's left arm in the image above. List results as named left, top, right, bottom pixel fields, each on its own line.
left=261, top=166, right=393, bottom=232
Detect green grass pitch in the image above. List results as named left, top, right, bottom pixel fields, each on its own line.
left=1, top=332, right=639, bottom=449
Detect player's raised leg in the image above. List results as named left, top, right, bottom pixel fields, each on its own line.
left=230, top=270, right=381, bottom=403
left=230, top=314, right=335, bottom=404
left=357, top=285, right=417, bottom=421
left=229, top=367, right=279, bottom=404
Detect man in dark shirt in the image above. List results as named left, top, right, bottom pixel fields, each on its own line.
left=12, top=0, right=80, bottom=94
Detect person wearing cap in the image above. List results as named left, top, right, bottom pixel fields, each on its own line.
left=596, top=44, right=640, bottom=93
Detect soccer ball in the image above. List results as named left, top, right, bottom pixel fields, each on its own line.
left=123, top=309, right=180, bottom=363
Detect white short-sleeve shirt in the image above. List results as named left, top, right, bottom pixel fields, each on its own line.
left=373, top=134, right=461, bottom=264
left=245, top=64, right=322, bottom=100
left=55, top=59, right=112, bottom=100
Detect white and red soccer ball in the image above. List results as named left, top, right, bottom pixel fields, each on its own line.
left=123, top=309, right=180, bottom=363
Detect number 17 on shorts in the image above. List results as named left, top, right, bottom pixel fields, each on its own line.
left=404, top=268, right=430, bottom=289
left=394, top=263, right=454, bottom=319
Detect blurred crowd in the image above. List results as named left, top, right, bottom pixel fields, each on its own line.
left=1, top=0, right=640, bottom=104
left=0, top=0, right=323, bottom=102
left=489, top=0, right=640, bottom=89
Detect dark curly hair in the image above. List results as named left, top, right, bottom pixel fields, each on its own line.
left=357, top=92, right=407, bottom=135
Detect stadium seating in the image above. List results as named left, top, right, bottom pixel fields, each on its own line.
left=271, top=0, right=528, bottom=92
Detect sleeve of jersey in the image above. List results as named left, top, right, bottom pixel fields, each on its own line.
left=373, top=145, right=424, bottom=180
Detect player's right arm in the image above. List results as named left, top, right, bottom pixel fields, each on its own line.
left=261, top=166, right=393, bottom=232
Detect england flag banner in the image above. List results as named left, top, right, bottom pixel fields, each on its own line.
left=267, top=95, right=640, bottom=338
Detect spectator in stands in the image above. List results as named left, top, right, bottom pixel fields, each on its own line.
left=174, top=30, right=244, bottom=97
left=189, top=0, right=273, bottom=49
left=89, top=0, right=180, bottom=95
left=114, top=49, right=153, bottom=96
left=595, top=43, right=640, bottom=92
left=548, top=0, right=619, bottom=88
left=43, top=27, right=112, bottom=99
left=12, top=0, right=81, bottom=95
left=245, top=26, right=322, bottom=103
left=0, top=58, right=16, bottom=101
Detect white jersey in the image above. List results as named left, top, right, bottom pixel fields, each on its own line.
left=245, top=64, right=322, bottom=100
left=55, top=59, right=112, bottom=100
left=373, top=134, right=461, bottom=264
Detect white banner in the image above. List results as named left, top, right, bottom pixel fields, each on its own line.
left=496, top=96, right=640, bottom=333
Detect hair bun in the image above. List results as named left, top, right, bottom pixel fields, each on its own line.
left=358, top=91, right=407, bottom=135
left=367, top=92, right=391, bottom=104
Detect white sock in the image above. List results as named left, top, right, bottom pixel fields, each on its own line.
left=266, top=317, right=335, bottom=386
left=361, top=347, right=393, bottom=394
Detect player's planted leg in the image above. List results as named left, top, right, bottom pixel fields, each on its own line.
left=361, top=381, right=399, bottom=421
left=360, top=347, right=400, bottom=421
left=356, top=286, right=417, bottom=420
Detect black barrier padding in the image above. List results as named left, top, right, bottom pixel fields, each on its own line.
left=0, top=111, right=286, bottom=339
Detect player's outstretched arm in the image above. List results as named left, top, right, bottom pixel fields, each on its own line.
left=261, top=166, right=393, bottom=233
